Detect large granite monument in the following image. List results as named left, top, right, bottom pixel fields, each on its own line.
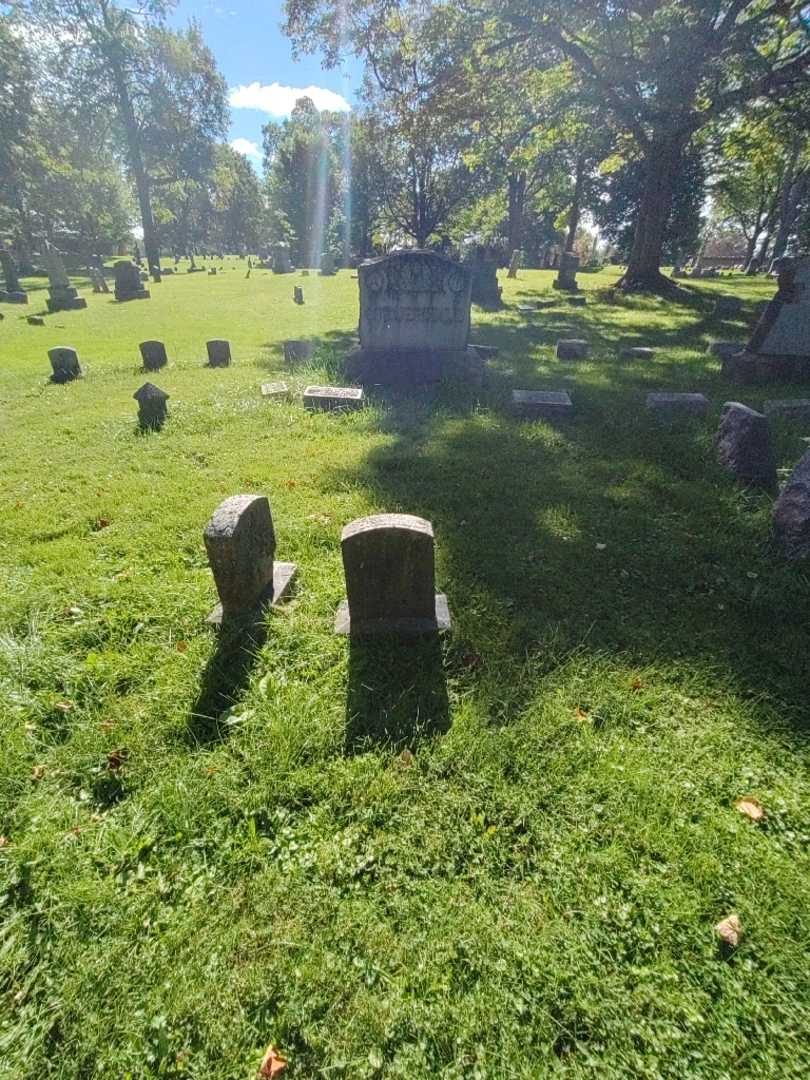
left=347, top=249, right=482, bottom=386
left=44, top=242, right=87, bottom=312
left=114, top=260, right=150, bottom=302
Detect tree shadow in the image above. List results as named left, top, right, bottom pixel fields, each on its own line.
left=186, top=620, right=267, bottom=747
left=344, top=633, right=450, bottom=752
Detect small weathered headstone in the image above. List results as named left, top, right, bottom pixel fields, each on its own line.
left=90, top=268, right=110, bottom=293
left=134, top=382, right=169, bottom=430
left=27, top=315, right=44, bottom=326
left=621, top=346, right=655, bottom=359
left=48, top=346, right=82, bottom=383
left=283, top=340, right=314, bottom=365
left=773, top=449, right=810, bottom=558
left=204, top=494, right=297, bottom=624
left=139, top=340, right=168, bottom=371
left=272, top=245, right=293, bottom=274
left=511, top=390, right=573, bottom=421
left=301, top=269, right=310, bottom=276
left=114, top=260, right=150, bottom=302
left=335, top=513, right=451, bottom=636
left=260, top=381, right=290, bottom=400
left=0, top=246, right=26, bottom=302
left=206, top=339, right=231, bottom=367
left=646, top=392, right=709, bottom=419
left=764, top=399, right=810, bottom=423
left=319, top=252, right=336, bottom=276
left=553, top=250, right=580, bottom=292
left=293, top=286, right=304, bottom=305
left=516, top=304, right=536, bottom=316
left=715, top=402, right=777, bottom=491
left=303, top=385, right=364, bottom=412
left=465, top=245, right=503, bottom=306
left=556, top=339, right=589, bottom=360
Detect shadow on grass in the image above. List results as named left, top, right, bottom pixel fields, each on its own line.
left=187, top=621, right=267, bottom=746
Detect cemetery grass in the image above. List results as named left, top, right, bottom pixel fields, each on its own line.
left=2, top=262, right=810, bottom=1079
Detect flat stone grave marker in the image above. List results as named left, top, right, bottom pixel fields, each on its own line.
left=261, top=381, right=290, bottom=400
left=206, top=339, right=231, bottom=367
left=204, top=494, right=297, bottom=625
left=303, top=385, right=364, bottom=412
left=764, top=399, right=810, bottom=423
left=134, top=382, right=169, bottom=430
left=621, top=346, right=655, bottom=359
left=48, top=346, right=82, bottom=383
left=566, top=295, right=587, bottom=307
left=646, top=392, right=709, bottom=419
left=773, top=450, right=810, bottom=559
left=27, top=316, right=44, bottom=326
left=557, top=339, right=589, bottom=360
left=283, top=339, right=314, bottom=364
left=335, top=513, right=451, bottom=636
left=516, top=304, right=536, bottom=315
left=140, top=340, right=168, bottom=371
left=716, top=402, right=776, bottom=492
left=511, top=390, right=573, bottom=420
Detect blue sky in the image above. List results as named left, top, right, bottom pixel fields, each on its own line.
left=168, top=0, right=360, bottom=167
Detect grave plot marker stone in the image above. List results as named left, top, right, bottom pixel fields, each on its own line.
left=465, top=245, right=503, bottom=307
left=261, top=381, right=290, bottom=400
left=44, top=242, right=87, bottom=311
left=293, top=286, right=304, bottom=305
left=303, top=385, right=364, bottom=412
left=206, top=339, right=231, bottom=367
left=621, top=346, right=655, bottom=359
left=646, top=392, right=709, bottom=419
left=48, top=346, right=82, bottom=383
left=0, top=246, right=27, bottom=303
left=764, top=399, right=810, bottom=423
left=715, top=402, right=777, bottom=492
left=283, top=340, right=313, bottom=364
left=204, top=494, right=297, bottom=625
left=272, top=244, right=293, bottom=274
left=553, top=250, right=580, bottom=291
left=557, top=339, right=589, bottom=360
left=335, top=513, right=451, bottom=636
left=113, top=260, right=150, bottom=302
left=511, top=390, right=574, bottom=421
left=726, top=255, right=810, bottom=382
left=134, top=382, right=169, bottom=430
left=773, top=450, right=810, bottom=559
left=139, top=340, right=168, bottom=371
left=707, top=340, right=743, bottom=361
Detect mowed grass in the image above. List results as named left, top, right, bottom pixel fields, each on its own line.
left=1, top=261, right=810, bottom=1078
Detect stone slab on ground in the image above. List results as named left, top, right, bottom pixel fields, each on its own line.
left=261, top=381, right=290, bottom=400
left=511, top=389, right=574, bottom=420
left=557, top=339, right=589, bottom=360
left=646, top=392, right=709, bottom=419
left=764, top=399, right=810, bottom=423
left=303, top=385, right=364, bottom=411
left=621, top=346, right=655, bottom=359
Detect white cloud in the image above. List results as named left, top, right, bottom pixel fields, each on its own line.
left=229, top=81, right=351, bottom=117
left=230, top=137, right=261, bottom=160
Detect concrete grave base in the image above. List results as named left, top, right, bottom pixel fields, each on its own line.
left=206, top=561, right=297, bottom=626
left=511, top=390, right=573, bottom=420
left=346, top=346, right=484, bottom=387
left=334, top=593, right=451, bottom=637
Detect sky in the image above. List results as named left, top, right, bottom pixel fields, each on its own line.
left=168, top=0, right=360, bottom=168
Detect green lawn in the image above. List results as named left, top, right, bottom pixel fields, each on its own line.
left=2, top=262, right=809, bottom=1078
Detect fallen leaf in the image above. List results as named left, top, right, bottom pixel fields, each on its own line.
left=575, top=706, right=589, bottom=721
left=32, top=765, right=46, bottom=780
left=175, top=640, right=188, bottom=653
left=630, top=678, right=644, bottom=691
left=107, top=748, right=128, bottom=771
left=93, top=517, right=110, bottom=531
left=715, top=913, right=743, bottom=949
left=735, top=797, right=764, bottom=822
left=461, top=652, right=483, bottom=671
left=54, top=700, right=73, bottom=713
left=284, top=479, right=296, bottom=490
left=397, top=749, right=415, bottom=769
left=258, top=1045, right=288, bottom=1078
left=0, top=836, right=9, bottom=848
left=100, top=720, right=115, bottom=733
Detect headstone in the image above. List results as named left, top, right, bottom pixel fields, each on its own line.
left=303, top=385, right=364, bottom=412
left=204, top=494, right=297, bottom=624
left=773, top=450, right=810, bottom=558
left=283, top=340, right=314, bottom=364
left=557, top=339, right=589, bottom=360
left=465, top=246, right=502, bottom=306
left=272, top=245, right=293, bottom=274
left=507, top=250, right=522, bottom=279
left=48, top=346, right=82, bottom=383
left=293, top=286, right=304, bottom=305
left=715, top=402, right=777, bottom=491
left=764, top=399, right=810, bottom=423
left=319, top=252, right=336, bottom=276
left=511, top=390, right=574, bottom=420
left=150, top=263, right=162, bottom=283
left=206, top=339, right=231, bottom=367
left=27, top=315, right=44, bottom=326
left=553, top=250, right=580, bottom=291
left=334, top=513, right=451, bottom=636
left=134, top=382, right=169, bottom=430
left=567, top=295, right=587, bottom=307
left=729, top=255, right=810, bottom=382
left=90, top=268, right=110, bottom=294
left=44, top=242, right=87, bottom=311
left=621, top=346, right=655, bottom=359
left=346, top=250, right=479, bottom=386
left=646, top=392, right=709, bottom=419
left=714, top=296, right=743, bottom=318
left=261, top=381, right=290, bottom=400
left=0, top=246, right=26, bottom=301
left=301, top=269, right=310, bottom=277
left=139, top=340, right=168, bottom=371
left=113, top=260, right=150, bottom=302
left=208, top=268, right=217, bottom=276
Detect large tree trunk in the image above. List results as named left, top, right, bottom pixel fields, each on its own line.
left=109, top=50, right=161, bottom=280
left=770, top=165, right=807, bottom=268
left=618, top=132, right=688, bottom=292
left=507, top=171, right=526, bottom=254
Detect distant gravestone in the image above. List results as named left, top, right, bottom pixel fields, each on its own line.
left=465, top=246, right=502, bottom=306
left=347, top=249, right=480, bottom=386
left=293, top=286, right=304, bottom=304
left=557, top=339, right=589, bottom=360
left=715, top=402, right=777, bottom=492
left=714, top=296, right=743, bottom=318
left=334, top=513, right=451, bottom=636
left=44, top=242, right=87, bottom=311
left=206, top=339, right=231, bottom=367
left=773, top=450, right=810, bottom=559
left=516, top=304, right=537, bottom=315
left=204, top=494, right=297, bottom=624
left=303, top=385, right=364, bottom=412
left=553, top=251, right=580, bottom=292
left=319, top=252, right=336, bottom=276
left=646, top=392, right=709, bottom=419
left=48, top=346, right=82, bottom=383
left=139, top=340, right=168, bottom=371
left=728, top=255, right=810, bottom=382
left=764, top=399, right=810, bottom=423
left=0, top=247, right=26, bottom=302
left=113, top=260, right=150, bottom=302
left=621, top=346, right=655, bottom=359
left=507, top=250, right=522, bottom=279
left=284, top=339, right=314, bottom=364
left=261, top=381, right=290, bottom=400
left=208, top=267, right=217, bottom=276
left=134, top=382, right=169, bottom=430
left=90, top=268, right=110, bottom=294
left=511, top=390, right=574, bottom=421
left=272, top=245, right=293, bottom=274
left=567, top=295, right=587, bottom=307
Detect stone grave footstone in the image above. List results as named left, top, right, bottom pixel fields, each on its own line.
left=303, top=385, right=364, bottom=412
left=134, top=383, right=169, bottom=430
left=646, top=392, right=709, bottom=419
left=206, top=339, right=231, bottom=367
left=48, top=346, right=82, bottom=383
left=140, top=340, right=168, bottom=371
left=764, top=399, right=810, bottom=423
left=284, top=340, right=314, bottom=364
left=621, top=346, right=655, bottom=359
left=516, top=304, right=537, bottom=315
left=114, top=260, right=150, bottom=302
left=715, top=402, right=777, bottom=491
left=557, top=339, right=589, bottom=360
left=773, top=450, right=810, bottom=558
left=261, top=381, right=290, bottom=400
left=335, top=513, right=451, bottom=636
left=511, top=390, right=573, bottom=421
left=27, top=316, right=44, bottom=326
left=204, top=494, right=297, bottom=625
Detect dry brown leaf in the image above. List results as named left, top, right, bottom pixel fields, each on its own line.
left=100, top=720, right=115, bottom=733
left=575, top=706, right=589, bottom=721
left=258, top=1045, right=288, bottom=1078
left=715, top=913, right=743, bottom=949
left=735, top=797, right=764, bottom=822
left=54, top=700, right=73, bottom=713
left=107, top=748, right=128, bottom=771
left=32, top=765, right=46, bottom=780
left=175, top=640, right=188, bottom=653
left=630, top=678, right=644, bottom=691
left=0, top=836, right=9, bottom=848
